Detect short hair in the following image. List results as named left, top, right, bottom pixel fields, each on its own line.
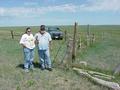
left=40, top=25, right=45, bottom=31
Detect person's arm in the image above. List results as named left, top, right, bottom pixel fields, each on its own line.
left=21, top=44, right=26, bottom=48
left=48, top=33, right=52, bottom=50
left=19, top=34, right=26, bottom=48
left=49, top=40, right=52, bottom=48
left=34, top=34, right=39, bottom=45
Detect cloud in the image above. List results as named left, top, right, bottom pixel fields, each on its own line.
left=0, top=7, right=44, bottom=17
left=45, top=4, right=77, bottom=12
left=80, top=0, right=120, bottom=11
left=0, top=8, right=5, bottom=16
left=24, top=2, right=38, bottom=6
left=0, top=4, right=77, bottom=17
left=0, top=0, right=120, bottom=18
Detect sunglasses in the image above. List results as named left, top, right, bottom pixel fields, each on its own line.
left=27, top=30, right=31, bottom=32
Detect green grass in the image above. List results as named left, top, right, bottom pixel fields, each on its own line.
left=77, top=29, right=120, bottom=70
left=0, top=25, right=120, bottom=90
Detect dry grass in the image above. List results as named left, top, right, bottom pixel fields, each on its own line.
left=0, top=25, right=119, bottom=90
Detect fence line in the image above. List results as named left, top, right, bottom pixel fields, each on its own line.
left=9, top=24, right=97, bottom=69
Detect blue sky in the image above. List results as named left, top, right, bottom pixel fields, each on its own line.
left=0, top=0, right=120, bottom=26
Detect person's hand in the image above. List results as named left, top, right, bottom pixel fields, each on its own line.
left=35, top=40, right=39, bottom=44
left=22, top=44, right=26, bottom=48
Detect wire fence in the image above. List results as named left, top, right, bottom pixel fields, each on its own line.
left=8, top=24, right=98, bottom=68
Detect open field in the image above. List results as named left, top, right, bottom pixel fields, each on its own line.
left=0, top=25, right=120, bottom=90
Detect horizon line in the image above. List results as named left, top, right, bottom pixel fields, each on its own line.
left=0, top=24, right=120, bottom=27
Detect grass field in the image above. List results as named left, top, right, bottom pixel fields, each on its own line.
left=0, top=25, right=120, bottom=90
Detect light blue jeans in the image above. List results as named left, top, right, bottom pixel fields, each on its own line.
left=23, top=48, right=34, bottom=69
left=38, top=49, right=52, bottom=69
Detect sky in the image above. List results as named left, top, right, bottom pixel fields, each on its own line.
left=0, top=0, right=120, bottom=26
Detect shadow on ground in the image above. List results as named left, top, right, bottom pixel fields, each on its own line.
left=16, top=62, right=40, bottom=69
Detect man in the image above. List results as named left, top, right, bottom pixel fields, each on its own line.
left=20, top=27, right=35, bottom=72
left=35, top=25, right=52, bottom=71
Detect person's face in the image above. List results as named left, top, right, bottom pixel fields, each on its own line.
left=40, top=30, right=45, bottom=34
left=27, top=29, right=31, bottom=35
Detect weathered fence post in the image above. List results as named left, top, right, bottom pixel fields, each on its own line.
left=78, top=33, right=82, bottom=49
left=62, top=39, right=73, bottom=68
left=113, top=64, right=120, bottom=75
left=91, top=33, right=95, bottom=45
left=64, top=30, right=67, bottom=42
left=86, top=24, right=90, bottom=46
left=10, top=30, right=14, bottom=39
left=72, top=22, right=77, bottom=63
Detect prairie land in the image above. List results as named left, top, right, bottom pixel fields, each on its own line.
left=0, top=25, right=120, bottom=90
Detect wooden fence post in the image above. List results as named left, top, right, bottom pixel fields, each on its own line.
left=91, top=33, right=95, bottom=44
left=72, top=22, right=77, bottom=63
left=10, top=30, right=14, bottom=39
left=86, top=24, right=90, bottom=46
left=78, top=33, right=82, bottom=49
left=62, top=39, right=73, bottom=68
left=64, top=30, right=67, bottom=42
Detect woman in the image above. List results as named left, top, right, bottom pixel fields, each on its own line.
left=20, top=27, right=35, bottom=72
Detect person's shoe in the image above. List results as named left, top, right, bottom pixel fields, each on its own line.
left=24, top=69, right=29, bottom=73
left=47, top=68, right=52, bottom=71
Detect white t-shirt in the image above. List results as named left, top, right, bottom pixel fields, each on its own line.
left=34, top=32, right=52, bottom=50
left=20, top=33, right=35, bottom=49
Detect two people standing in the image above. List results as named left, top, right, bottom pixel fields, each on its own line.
left=19, top=25, right=52, bottom=72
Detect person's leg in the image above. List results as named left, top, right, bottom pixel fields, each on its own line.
left=44, top=49, right=52, bottom=69
left=43, top=50, right=47, bottom=69
left=38, top=50, right=45, bottom=69
left=23, top=48, right=30, bottom=72
left=29, top=49, right=34, bottom=69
